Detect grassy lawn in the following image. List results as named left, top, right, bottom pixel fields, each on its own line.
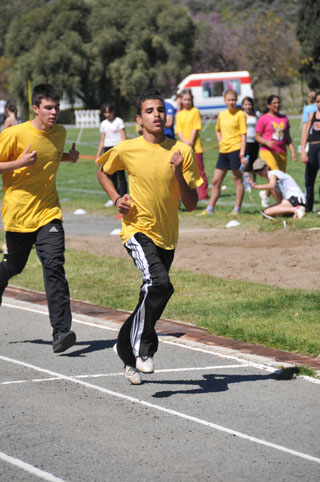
left=1, top=118, right=320, bottom=358
left=4, top=246, right=320, bottom=357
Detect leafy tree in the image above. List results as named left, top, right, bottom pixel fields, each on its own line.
left=0, top=0, right=50, bottom=56
left=5, top=0, right=91, bottom=115
left=237, top=11, right=301, bottom=88
left=297, top=0, right=320, bottom=89
left=192, top=13, right=242, bottom=72
left=87, top=0, right=195, bottom=113
left=5, top=0, right=195, bottom=117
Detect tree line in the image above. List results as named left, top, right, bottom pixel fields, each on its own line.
left=0, top=0, right=318, bottom=118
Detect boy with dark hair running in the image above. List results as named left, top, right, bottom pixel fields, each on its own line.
left=97, top=90, right=202, bottom=384
left=0, top=83, right=79, bottom=353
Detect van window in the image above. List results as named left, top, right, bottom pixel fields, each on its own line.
left=224, top=79, right=240, bottom=95
left=202, top=81, right=224, bottom=98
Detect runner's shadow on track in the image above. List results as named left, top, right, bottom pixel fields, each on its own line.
left=9, top=338, right=117, bottom=357
left=151, top=373, right=276, bottom=398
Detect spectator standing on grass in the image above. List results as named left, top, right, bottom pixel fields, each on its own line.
left=164, top=100, right=176, bottom=140
left=2, top=101, right=18, bottom=131
left=300, top=90, right=317, bottom=149
left=95, top=103, right=127, bottom=204
left=300, top=90, right=320, bottom=212
left=175, top=89, right=209, bottom=200
left=200, top=89, right=247, bottom=216
left=97, top=89, right=202, bottom=385
left=255, top=95, right=297, bottom=208
left=0, top=83, right=79, bottom=354
left=241, top=96, right=260, bottom=177
left=247, top=158, right=305, bottom=219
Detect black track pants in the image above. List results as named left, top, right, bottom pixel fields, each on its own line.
left=117, top=233, right=174, bottom=367
left=0, top=219, right=72, bottom=335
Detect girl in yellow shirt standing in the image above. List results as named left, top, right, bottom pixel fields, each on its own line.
left=202, top=89, right=247, bottom=216
left=175, top=90, right=209, bottom=200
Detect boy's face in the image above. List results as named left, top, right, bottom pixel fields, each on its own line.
left=225, top=93, right=237, bottom=111
left=136, top=99, right=166, bottom=134
left=32, top=97, right=60, bottom=130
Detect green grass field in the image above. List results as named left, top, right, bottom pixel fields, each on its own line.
left=1, top=118, right=320, bottom=359
left=57, top=119, right=320, bottom=225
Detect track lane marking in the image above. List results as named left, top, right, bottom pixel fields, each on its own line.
left=1, top=354, right=320, bottom=465
left=0, top=450, right=66, bottom=482
left=0, top=364, right=251, bottom=386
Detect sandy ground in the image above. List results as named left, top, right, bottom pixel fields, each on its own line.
left=66, top=226, right=320, bottom=291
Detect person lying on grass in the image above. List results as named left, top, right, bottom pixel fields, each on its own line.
left=247, top=158, right=306, bottom=219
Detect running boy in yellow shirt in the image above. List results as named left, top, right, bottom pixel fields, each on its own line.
left=0, top=84, right=79, bottom=354
left=97, top=90, right=203, bottom=385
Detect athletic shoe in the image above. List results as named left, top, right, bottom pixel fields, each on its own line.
left=136, top=356, right=154, bottom=373
left=293, top=205, right=306, bottom=220
left=105, top=200, right=113, bottom=208
left=259, top=190, right=270, bottom=208
left=124, top=365, right=142, bottom=385
left=197, top=209, right=213, bottom=216
left=53, top=331, right=76, bottom=353
left=229, top=209, right=239, bottom=217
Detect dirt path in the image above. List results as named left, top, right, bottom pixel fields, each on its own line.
left=66, top=227, right=320, bottom=290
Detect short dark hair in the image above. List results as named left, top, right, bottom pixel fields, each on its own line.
left=136, top=89, right=164, bottom=116
left=267, top=95, right=281, bottom=105
left=102, top=103, right=115, bottom=114
left=32, top=83, right=60, bottom=107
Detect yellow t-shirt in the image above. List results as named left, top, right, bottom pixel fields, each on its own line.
left=0, top=121, right=65, bottom=232
left=215, top=109, right=247, bottom=153
left=175, top=107, right=203, bottom=154
left=97, top=136, right=203, bottom=250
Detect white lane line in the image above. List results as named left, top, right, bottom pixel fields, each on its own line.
left=4, top=301, right=320, bottom=384
left=0, top=450, right=66, bottom=482
left=1, top=354, right=320, bottom=466
left=0, top=364, right=251, bottom=386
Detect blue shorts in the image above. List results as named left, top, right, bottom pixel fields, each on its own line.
left=216, top=150, right=241, bottom=170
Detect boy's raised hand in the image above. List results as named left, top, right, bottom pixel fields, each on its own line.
left=68, top=142, right=79, bottom=163
left=170, top=149, right=183, bottom=175
left=19, top=145, right=37, bottom=167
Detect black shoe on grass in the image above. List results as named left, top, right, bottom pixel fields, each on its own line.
left=53, top=331, right=76, bottom=353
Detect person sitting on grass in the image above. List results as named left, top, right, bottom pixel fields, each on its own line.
left=247, top=158, right=306, bottom=219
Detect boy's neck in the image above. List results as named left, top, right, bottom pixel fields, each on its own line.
left=142, top=129, right=166, bottom=144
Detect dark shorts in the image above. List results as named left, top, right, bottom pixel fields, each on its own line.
left=287, top=196, right=305, bottom=207
left=216, top=150, right=241, bottom=170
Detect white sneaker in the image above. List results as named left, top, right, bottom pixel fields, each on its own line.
left=105, top=200, right=114, bottom=207
left=136, top=356, right=154, bottom=373
left=259, top=190, right=270, bottom=208
left=124, top=365, right=142, bottom=385
left=293, top=205, right=306, bottom=220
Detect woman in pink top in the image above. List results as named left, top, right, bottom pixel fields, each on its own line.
left=255, top=95, right=296, bottom=207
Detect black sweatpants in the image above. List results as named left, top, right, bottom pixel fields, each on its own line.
left=0, top=219, right=72, bottom=336
left=117, top=232, right=174, bottom=367
left=103, top=146, right=127, bottom=197
left=305, top=142, right=320, bottom=212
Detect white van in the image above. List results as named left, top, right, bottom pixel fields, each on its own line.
left=174, top=71, right=254, bottom=117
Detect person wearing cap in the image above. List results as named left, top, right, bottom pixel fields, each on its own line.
left=247, top=159, right=306, bottom=219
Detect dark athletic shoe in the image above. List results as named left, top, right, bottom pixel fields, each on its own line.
left=53, top=331, right=76, bottom=353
